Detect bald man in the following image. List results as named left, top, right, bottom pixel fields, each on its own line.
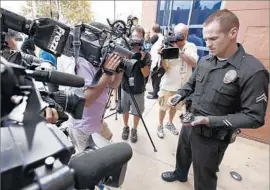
left=156, top=23, right=198, bottom=138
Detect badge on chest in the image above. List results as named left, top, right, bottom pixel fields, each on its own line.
left=223, top=70, right=237, bottom=84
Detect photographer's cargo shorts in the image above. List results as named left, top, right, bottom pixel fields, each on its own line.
left=121, top=89, right=145, bottom=116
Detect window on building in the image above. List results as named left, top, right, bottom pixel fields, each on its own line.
left=156, top=0, right=223, bottom=60
left=156, top=0, right=172, bottom=27
left=190, top=0, right=222, bottom=25
left=170, top=1, right=191, bottom=25
left=187, top=28, right=205, bottom=47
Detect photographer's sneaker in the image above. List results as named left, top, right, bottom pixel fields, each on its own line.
left=165, top=123, right=179, bottom=135
left=130, top=128, right=138, bottom=143
left=122, top=126, right=130, bottom=140
left=157, top=126, right=165, bottom=138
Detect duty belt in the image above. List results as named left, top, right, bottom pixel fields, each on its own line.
left=190, top=107, right=231, bottom=141
left=193, top=126, right=229, bottom=141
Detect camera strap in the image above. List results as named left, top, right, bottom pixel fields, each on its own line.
left=73, top=25, right=82, bottom=70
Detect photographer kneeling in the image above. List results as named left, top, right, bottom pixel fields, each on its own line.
left=69, top=53, right=123, bottom=154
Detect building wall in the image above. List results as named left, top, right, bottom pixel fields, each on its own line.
left=141, top=0, right=270, bottom=143
left=141, top=1, right=158, bottom=31
left=223, top=1, right=270, bottom=143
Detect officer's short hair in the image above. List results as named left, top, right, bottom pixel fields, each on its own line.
left=203, top=9, right=240, bottom=32
left=152, top=24, right=161, bottom=33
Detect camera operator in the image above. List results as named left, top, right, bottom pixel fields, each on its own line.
left=69, top=54, right=122, bottom=153
left=2, top=29, right=60, bottom=124
left=44, top=107, right=59, bottom=124
left=148, top=24, right=164, bottom=99
left=39, top=50, right=57, bottom=69
left=157, top=23, right=198, bottom=138
left=21, top=36, right=36, bottom=56
left=68, top=32, right=123, bottom=153
left=143, top=29, right=152, bottom=52
left=121, top=26, right=151, bottom=143
left=2, top=29, right=20, bottom=51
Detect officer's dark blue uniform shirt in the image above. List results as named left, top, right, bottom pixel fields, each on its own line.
left=177, top=43, right=269, bottom=129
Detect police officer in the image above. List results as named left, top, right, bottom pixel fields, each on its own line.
left=161, top=9, right=269, bottom=190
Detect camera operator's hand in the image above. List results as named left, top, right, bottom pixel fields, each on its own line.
left=103, top=53, right=122, bottom=75
left=140, top=51, right=145, bottom=61
left=158, top=45, right=164, bottom=55
left=45, top=107, right=59, bottom=124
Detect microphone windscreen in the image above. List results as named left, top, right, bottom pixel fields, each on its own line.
left=68, top=142, right=133, bottom=189
left=49, top=71, right=85, bottom=87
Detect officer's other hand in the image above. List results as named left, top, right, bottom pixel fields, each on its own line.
left=45, top=107, right=59, bottom=124
left=182, top=116, right=209, bottom=127
left=103, top=53, right=122, bottom=74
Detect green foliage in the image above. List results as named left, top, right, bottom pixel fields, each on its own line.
left=21, top=0, right=94, bottom=25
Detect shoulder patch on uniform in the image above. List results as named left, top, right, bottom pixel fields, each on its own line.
left=255, top=93, right=267, bottom=103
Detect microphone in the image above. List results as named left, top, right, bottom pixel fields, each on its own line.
left=68, top=142, right=133, bottom=189
left=26, top=70, right=85, bottom=87
left=21, top=53, right=42, bottom=64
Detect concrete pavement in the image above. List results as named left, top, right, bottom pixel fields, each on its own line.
left=105, top=88, right=269, bottom=190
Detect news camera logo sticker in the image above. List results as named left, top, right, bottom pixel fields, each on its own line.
left=48, top=25, right=65, bottom=54
left=223, top=70, right=237, bottom=84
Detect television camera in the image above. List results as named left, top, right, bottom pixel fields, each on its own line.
left=160, top=32, right=186, bottom=60
left=1, top=8, right=140, bottom=79
left=1, top=8, right=133, bottom=190
left=0, top=56, right=133, bottom=190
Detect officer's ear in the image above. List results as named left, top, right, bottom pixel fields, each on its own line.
left=228, top=27, right=238, bottom=40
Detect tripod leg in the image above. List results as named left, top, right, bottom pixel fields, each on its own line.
left=115, top=107, right=118, bottom=120
left=102, top=89, right=115, bottom=120
left=129, top=92, right=158, bottom=152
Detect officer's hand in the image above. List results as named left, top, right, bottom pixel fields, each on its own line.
left=167, top=94, right=182, bottom=106
left=103, top=53, right=122, bottom=74
left=182, top=116, right=209, bottom=127
left=45, top=107, right=59, bottom=124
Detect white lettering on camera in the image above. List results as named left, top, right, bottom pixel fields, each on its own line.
left=48, top=25, right=65, bottom=53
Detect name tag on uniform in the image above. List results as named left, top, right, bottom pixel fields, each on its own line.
left=129, top=77, right=135, bottom=86
left=223, top=70, right=237, bottom=84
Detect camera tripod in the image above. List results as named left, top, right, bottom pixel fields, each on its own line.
left=104, top=87, right=121, bottom=120
left=103, top=75, right=157, bottom=152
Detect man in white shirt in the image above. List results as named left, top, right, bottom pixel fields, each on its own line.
left=148, top=24, right=165, bottom=99
left=157, top=23, right=199, bottom=138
